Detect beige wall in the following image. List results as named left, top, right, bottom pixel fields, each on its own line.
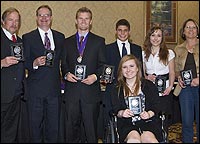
left=1, top=1, right=199, bottom=49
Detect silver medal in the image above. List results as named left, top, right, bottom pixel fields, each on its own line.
left=77, top=56, right=82, bottom=63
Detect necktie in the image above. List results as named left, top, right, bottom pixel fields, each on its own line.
left=122, top=43, right=127, bottom=57
left=79, top=36, right=84, bottom=47
left=44, top=33, right=51, bottom=50
left=12, top=35, right=17, bottom=42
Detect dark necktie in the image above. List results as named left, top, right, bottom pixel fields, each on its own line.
left=122, top=43, right=127, bottom=57
left=79, top=36, right=84, bottom=47
left=12, top=35, right=17, bottom=42
left=44, top=33, right=51, bottom=50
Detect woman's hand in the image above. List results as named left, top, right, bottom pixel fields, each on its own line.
left=191, top=77, right=199, bottom=87
left=140, top=111, right=151, bottom=120
left=162, top=86, right=173, bottom=96
left=177, top=76, right=186, bottom=88
left=117, top=109, right=134, bottom=118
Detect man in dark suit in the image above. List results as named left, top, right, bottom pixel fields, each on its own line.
left=1, top=7, right=25, bottom=143
left=102, top=19, right=143, bottom=130
left=22, top=5, right=65, bottom=143
left=61, top=7, right=106, bottom=143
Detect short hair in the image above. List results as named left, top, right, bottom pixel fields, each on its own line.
left=116, top=19, right=130, bottom=30
left=1, top=7, right=21, bottom=22
left=36, top=5, right=52, bottom=16
left=180, top=18, right=199, bottom=40
left=76, top=7, right=92, bottom=19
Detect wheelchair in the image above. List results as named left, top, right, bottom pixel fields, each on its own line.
left=103, top=111, right=168, bottom=143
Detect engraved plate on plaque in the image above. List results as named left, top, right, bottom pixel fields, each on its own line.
left=181, top=69, right=193, bottom=86
left=75, top=65, right=86, bottom=80
left=128, top=96, right=142, bottom=115
left=100, top=64, right=115, bottom=83
left=44, top=50, right=55, bottom=67
left=155, top=75, right=166, bottom=93
left=10, top=43, right=24, bottom=61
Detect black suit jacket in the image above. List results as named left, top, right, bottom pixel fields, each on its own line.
left=1, top=28, right=25, bottom=103
left=61, top=32, right=106, bottom=103
left=106, top=41, right=143, bottom=81
left=22, top=28, right=65, bottom=98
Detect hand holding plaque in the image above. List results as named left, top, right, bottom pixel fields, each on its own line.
left=155, top=75, right=166, bottom=93
left=44, top=50, right=55, bottom=67
left=100, top=64, right=115, bottom=83
left=75, top=65, right=86, bottom=80
left=181, top=69, right=193, bottom=86
left=128, top=96, right=142, bottom=115
left=10, top=43, right=24, bottom=61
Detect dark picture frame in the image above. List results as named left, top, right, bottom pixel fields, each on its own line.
left=146, top=1, right=177, bottom=43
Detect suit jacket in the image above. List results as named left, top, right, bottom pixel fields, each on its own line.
left=1, top=28, right=25, bottom=103
left=22, top=28, right=65, bottom=98
left=106, top=41, right=143, bottom=81
left=61, top=32, right=106, bottom=103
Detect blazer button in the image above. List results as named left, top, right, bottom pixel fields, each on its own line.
left=14, top=78, right=17, bottom=80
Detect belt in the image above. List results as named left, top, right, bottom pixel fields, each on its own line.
left=157, top=73, right=169, bottom=80
left=146, top=73, right=169, bottom=80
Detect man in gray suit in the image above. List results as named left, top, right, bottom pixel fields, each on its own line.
left=61, top=7, right=106, bottom=143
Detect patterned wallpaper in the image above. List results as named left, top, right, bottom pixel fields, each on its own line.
left=1, top=1, right=199, bottom=48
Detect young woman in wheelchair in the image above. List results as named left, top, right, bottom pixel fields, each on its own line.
left=111, top=54, right=162, bottom=143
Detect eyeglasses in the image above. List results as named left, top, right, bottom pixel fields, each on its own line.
left=37, top=14, right=51, bottom=18
left=185, top=26, right=197, bottom=30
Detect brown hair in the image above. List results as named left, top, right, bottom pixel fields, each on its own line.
left=36, top=5, right=52, bottom=16
left=180, top=18, right=199, bottom=40
left=76, top=7, right=92, bottom=19
left=1, top=7, right=21, bottom=24
left=143, top=26, right=169, bottom=65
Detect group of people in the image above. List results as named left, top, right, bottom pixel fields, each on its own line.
left=1, top=5, right=199, bottom=143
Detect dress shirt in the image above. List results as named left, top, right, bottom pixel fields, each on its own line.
left=117, top=39, right=130, bottom=57
left=38, top=27, right=55, bottom=50
left=2, top=27, right=17, bottom=41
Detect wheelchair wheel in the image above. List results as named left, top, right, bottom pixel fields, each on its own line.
left=103, top=119, right=119, bottom=143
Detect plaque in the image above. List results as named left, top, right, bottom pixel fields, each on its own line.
left=128, top=96, right=142, bottom=115
left=181, top=69, right=193, bottom=86
left=75, top=65, right=86, bottom=80
left=10, top=43, right=24, bottom=61
left=155, top=75, right=166, bottom=93
left=100, top=64, right=115, bottom=83
left=44, top=50, right=55, bottom=67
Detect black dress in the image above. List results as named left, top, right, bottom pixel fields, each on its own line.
left=111, top=78, right=162, bottom=142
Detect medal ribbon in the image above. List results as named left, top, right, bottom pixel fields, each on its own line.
left=76, top=32, right=88, bottom=56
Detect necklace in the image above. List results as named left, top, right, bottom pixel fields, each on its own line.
left=127, top=83, right=136, bottom=95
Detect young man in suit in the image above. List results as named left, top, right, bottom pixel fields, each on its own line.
left=1, top=7, right=25, bottom=143
left=61, top=7, right=106, bottom=143
left=102, top=19, right=143, bottom=131
left=22, top=5, right=65, bottom=142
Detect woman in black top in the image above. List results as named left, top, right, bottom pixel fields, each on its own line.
left=111, top=54, right=162, bottom=143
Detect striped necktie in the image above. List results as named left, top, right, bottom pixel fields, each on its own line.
left=44, top=33, right=51, bottom=50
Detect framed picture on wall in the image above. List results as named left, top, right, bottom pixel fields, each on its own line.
left=146, top=1, right=177, bottom=43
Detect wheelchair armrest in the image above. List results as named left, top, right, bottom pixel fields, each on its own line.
left=108, top=110, right=118, bottom=127
left=158, top=111, right=168, bottom=143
